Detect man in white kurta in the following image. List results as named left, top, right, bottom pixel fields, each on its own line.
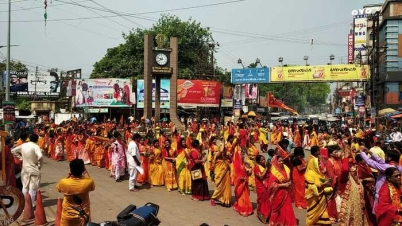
left=11, top=133, right=43, bottom=206
left=126, top=133, right=142, bottom=191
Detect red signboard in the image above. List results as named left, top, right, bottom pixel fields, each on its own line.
left=177, top=80, right=221, bottom=107
left=348, top=34, right=354, bottom=64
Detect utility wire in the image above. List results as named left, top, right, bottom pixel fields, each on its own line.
left=10, top=2, right=121, bottom=40
left=88, top=0, right=146, bottom=29
left=69, top=0, right=132, bottom=30
left=0, top=0, right=90, bottom=12
left=0, top=0, right=246, bottom=22
left=49, top=0, right=123, bottom=33
left=0, top=0, right=30, bottom=4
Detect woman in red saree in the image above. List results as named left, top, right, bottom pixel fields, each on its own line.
left=137, top=138, right=150, bottom=184
left=293, top=125, right=302, bottom=147
left=355, top=154, right=376, bottom=226
left=267, top=156, right=297, bottom=225
left=291, top=147, right=307, bottom=209
left=188, top=140, right=210, bottom=201
left=233, top=145, right=253, bottom=217
left=254, top=155, right=270, bottom=223
left=375, top=167, right=402, bottom=226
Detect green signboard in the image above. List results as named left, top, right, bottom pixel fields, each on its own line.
left=2, top=101, right=15, bottom=124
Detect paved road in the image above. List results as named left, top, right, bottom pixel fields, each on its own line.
left=38, top=153, right=307, bottom=226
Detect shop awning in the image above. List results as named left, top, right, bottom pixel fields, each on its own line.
left=391, top=113, right=402, bottom=118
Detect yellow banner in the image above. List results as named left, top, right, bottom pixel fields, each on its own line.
left=270, top=64, right=370, bottom=82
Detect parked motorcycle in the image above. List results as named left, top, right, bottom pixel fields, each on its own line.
left=72, top=196, right=161, bottom=226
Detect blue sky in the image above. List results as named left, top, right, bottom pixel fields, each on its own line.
left=0, top=0, right=380, bottom=78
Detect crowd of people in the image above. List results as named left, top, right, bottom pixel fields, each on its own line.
left=3, top=116, right=402, bottom=225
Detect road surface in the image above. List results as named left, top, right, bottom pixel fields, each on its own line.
left=36, top=154, right=306, bottom=226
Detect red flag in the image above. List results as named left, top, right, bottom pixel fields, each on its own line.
left=267, top=92, right=298, bottom=115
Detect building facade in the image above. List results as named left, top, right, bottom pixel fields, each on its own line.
left=378, top=0, right=402, bottom=109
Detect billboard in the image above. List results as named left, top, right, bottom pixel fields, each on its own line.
left=62, top=69, right=82, bottom=79
left=354, top=17, right=367, bottom=63
left=63, top=80, right=77, bottom=97
left=2, top=71, right=29, bottom=93
left=231, top=68, right=270, bottom=84
left=222, top=85, right=233, bottom=108
left=3, top=70, right=61, bottom=97
left=74, top=78, right=135, bottom=107
left=270, top=64, right=370, bottom=82
left=245, top=84, right=258, bottom=99
left=348, top=34, right=354, bottom=64
left=136, top=79, right=170, bottom=109
left=2, top=101, right=15, bottom=124
left=177, top=80, right=221, bottom=107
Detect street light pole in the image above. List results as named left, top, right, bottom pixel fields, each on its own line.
left=304, top=55, right=309, bottom=66
left=6, top=0, right=11, bottom=102
left=330, top=54, right=335, bottom=65
left=4, top=0, right=11, bottom=133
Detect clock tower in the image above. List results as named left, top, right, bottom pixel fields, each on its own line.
left=143, top=34, right=183, bottom=131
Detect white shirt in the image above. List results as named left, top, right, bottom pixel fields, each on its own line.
left=391, top=131, right=402, bottom=142
left=126, top=140, right=140, bottom=168
left=12, top=142, right=43, bottom=176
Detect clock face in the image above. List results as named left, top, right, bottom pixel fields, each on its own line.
left=155, top=53, right=168, bottom=66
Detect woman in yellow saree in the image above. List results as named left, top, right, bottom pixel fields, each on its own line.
left=162, top=140, right=178, bottom=191
left=246, top=135, right=259, bottom=191
left=210, top=142, right=231, bottom=207
left=305, top=146, right=333, bottom=226
left=149, top=140, right=164, bottom=187
left=176, top=138, right=191, bottom=195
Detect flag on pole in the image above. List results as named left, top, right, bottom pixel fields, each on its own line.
left=310, top=38, right=314, bottom=50
left=44, top=0, right=48, bottom=26
left=267, top=92, right=298, bottom=115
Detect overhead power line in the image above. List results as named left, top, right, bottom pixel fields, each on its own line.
left=0, top=0, right=246, bottom=23
left=0, top=0, right=90, bottom=12
left=211, top=28, right=346, bottom=47
left=68, top=0, right=132, bottom=30
left=88, top=0, right=146, bottom=29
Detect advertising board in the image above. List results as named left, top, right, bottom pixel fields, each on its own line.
left=221, top=85, right=233, bottom=108
left=270, top=65, right=369, bottom=82
left=177, top=80, right=221, bottom=107
left=231, top=68, right=270, bottom=84
left=74, top=78, right=135, bottom=107
left=136, top=79, right=170, bottom=109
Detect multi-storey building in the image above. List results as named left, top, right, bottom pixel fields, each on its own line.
left=377, top=0, right=402, bottom=109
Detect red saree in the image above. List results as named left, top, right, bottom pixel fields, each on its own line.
left=254, top=164, right=270, bottom=223
left=292, top=157, right=307, bottom=209
left=232, top=148, right=253, bottom=217
left=357, top=162, right=376, bottom=226
left=267, top=156, right=297, bottom=226
left=375, top=182, right=402, bottom=226
left=137, top=144, right=150, bottom=184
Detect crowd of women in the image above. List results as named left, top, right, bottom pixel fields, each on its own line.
left=6, top=117, right=402, bottom=226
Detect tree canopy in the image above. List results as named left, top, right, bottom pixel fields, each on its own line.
left=91, top=14, right=225, bottom=80
left=0, top=60, right=28, bottom=73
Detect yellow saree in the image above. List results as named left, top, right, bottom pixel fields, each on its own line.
left=305, top=156, right=332, bottom=226
left=176, top=148, right=191, bottom=194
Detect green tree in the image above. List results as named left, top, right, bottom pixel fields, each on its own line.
left=0, top=60, right=27, bottom=73
left=15, top=99, right=31, bottom=111
left=91, top=15, right=215, bottom=79
left=258, top=83, right=330, bottom=114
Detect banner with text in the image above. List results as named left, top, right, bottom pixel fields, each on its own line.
left=231, top=68, right=270, bottom=84
left=177, top=80, right=221, bottom=107
left=222, top=85, right=234, bottom=107
left=2, top=101, right=15, bottom=124
left=270, top=64, right=370, bottom=82
left=136, top=79, right=170, bottom=109
left=74, top=78, right=135, bottom=107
